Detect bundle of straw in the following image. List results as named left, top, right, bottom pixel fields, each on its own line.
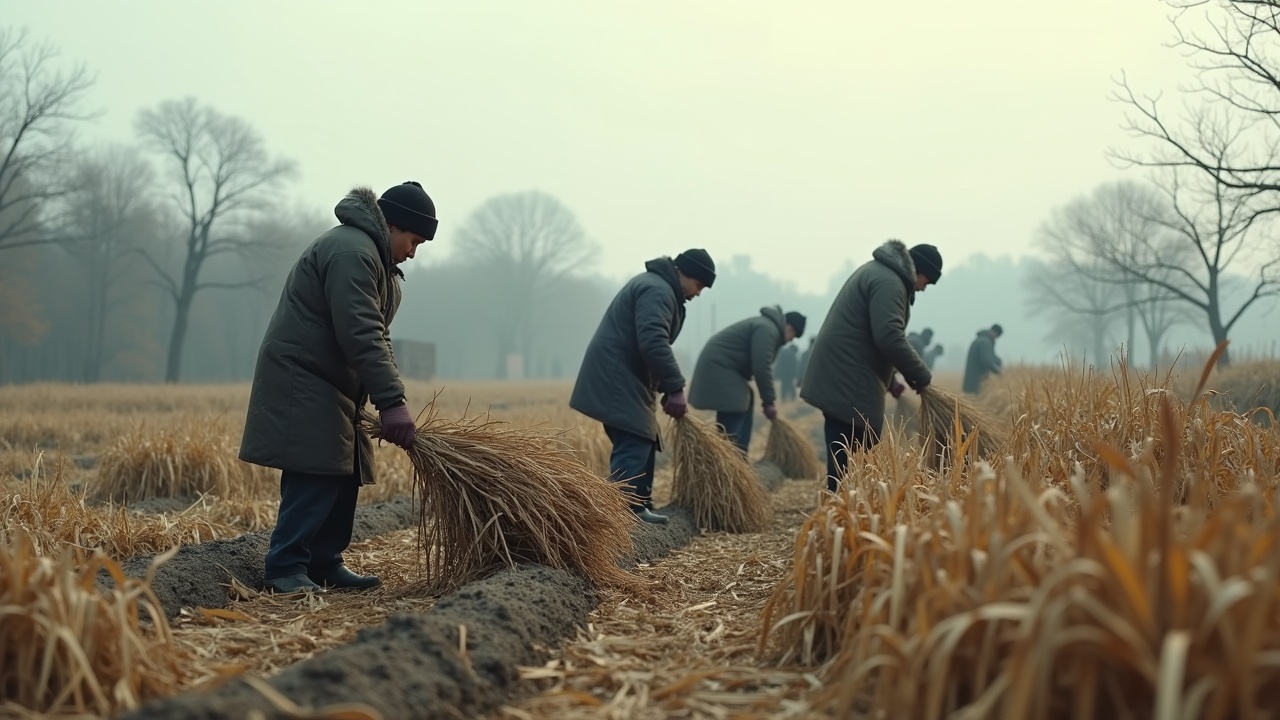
left=359, top=406, right=642, bottom=594
left=916, top=385, right=1006, bottom=470
left=762, top=417, right=823, bottom=480
left=670, top=415, right=772, bottom=532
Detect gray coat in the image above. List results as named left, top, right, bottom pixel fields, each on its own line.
left=963, top=329, right=1002, bottom=394
left=570, top=258, right=686, bottom=441
left=799, top=240, right=931, bottom=432
left=239, top=187, right=404, bottom=485
left=688, top=305, right=787, bottom=412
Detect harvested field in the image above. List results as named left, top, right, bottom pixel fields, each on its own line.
left=6, top=363, right=1280, bottom=719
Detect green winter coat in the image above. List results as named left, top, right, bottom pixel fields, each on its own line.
left=688, top=305, right=787, bottom=412
left=800, top=240, right=931, bottom=432
left=239, top=187, right=404, bottom=485
left=570, top=258, right=687, bottom=441
left=962, top=329, right=1002, bottom=394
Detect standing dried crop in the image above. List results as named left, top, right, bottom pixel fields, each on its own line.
left=762, top=417, right=823, bottom=480
left=670, top=414, right=772, bottom=532
left=360, top=405, right=643, bottom=595
left=0, top=531, right=185, bottom=717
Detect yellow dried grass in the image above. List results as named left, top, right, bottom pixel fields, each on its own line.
left=88, top=417, right=277, bottom=503
left=761, top=342, right=1280, bottom=718
left=360, top=403, right=643, bottom=595
left=762, top=417, right=823, bottom=480
left=670, top=415, right=772, bottom=532
left=0, top=530, right=186, bottom=717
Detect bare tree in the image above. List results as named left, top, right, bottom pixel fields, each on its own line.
left=135, top=97, right=296, bottom=382
left=1038, top=181, right=1200, bottom=367
left=454, top=191, right=597, bottom=378
left=57, top=144, right=158, bottom=381
left=0, top=27, right=96, bottom=254
left=1112, top=1, right=1280, bottom=199
left=1106, top=113, right=1276, bottom=365
left=1024, top=256, right=1127, bottom=366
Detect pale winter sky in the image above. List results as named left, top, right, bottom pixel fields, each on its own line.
left=9, top=0, right=1191, bottom=294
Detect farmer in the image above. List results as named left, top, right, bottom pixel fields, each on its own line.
left=688, top=306, right=806, bottom=455
left=570, top=249, right=717, bottom=524
left=908, top=327, right=934, bottom=358
left=923, top=343, right=944, bottom=370
left=240, top=181, right=437, bottom=595
left=962, top=324, right=1004, bottom=395
left=800, top=241, right=941, bottom=492
left=775, top=344, right=800, bottom=403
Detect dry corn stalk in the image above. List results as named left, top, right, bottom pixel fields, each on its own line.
left=360, top=404, right=643, bottom=595
left=762, top=417, right=823, bottom=480
left=670, top=414, right=772, bottom=532
left=0, top=530, right=185, bottom=717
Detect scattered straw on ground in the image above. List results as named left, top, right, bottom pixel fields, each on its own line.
left=491, top=480, right=827, bottom=720
left=168, top=529, right=433, bottom=693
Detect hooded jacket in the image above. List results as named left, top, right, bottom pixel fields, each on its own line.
left=570, top=257, right=687, bottom=441
left=800, top=240, right=931, bottom=432
left=688, top=305, right=787, bottom=412
left=239, top=187, right=404, bottom=484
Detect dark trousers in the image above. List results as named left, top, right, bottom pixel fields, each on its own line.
left=823, top=414, right=878, bottom=493
left=604, top=425, right=657, bottom=508
left=715, top=410, right=754, bottom=456
left=264, top=468, right=361, bottom=579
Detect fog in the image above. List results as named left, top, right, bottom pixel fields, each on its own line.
left=3, top=1, right=1280, bottom=384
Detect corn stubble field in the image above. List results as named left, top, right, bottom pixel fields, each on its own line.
left=4, top=358, right=1280, bottom=719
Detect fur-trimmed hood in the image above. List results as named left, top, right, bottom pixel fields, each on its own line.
left=334, top=187, right=404, bottom=279
left=871, top=239, right=916, bottom=290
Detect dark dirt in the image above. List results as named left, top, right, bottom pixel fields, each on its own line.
left=100, top=498, right=417, bottom=619
left=119, top=501, right=699, bottom=720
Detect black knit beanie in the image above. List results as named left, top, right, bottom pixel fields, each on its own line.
left=909, top=243, right=943, bottom=283
left=784, top=311, right=807, bottom=338
left=377, top=181, right=438, bottom=240
left=673, top=248, right=716, bottom=287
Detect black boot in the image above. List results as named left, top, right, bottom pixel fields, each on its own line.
left=632, top=506, right=669, bottom=524
left=265, top=573, right=324, bottom=595
left=310, top=564, right=381, bottom=590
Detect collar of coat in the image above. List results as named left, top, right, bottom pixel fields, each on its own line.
left=644, top=257, right=686, bottom=304
left=871, top=239, right=916, bottom=298
left=334, top=187, right=405, bottom=279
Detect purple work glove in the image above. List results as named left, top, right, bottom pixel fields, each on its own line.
left=889, top=380, right=905, bottom=399
left=762, top=403, right=778, bottom=421
left=662, top=390, right=688, bottom=419
left=378, top=402, right=416, bottom=450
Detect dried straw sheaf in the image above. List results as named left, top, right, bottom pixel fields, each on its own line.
left=670, top=415, right=772, bottom=532
left=916, top=385, right=1007, bottom=470
left=762, top=417, right=823, bottom=480
left=0, top=531, right=185, bottom=717
left=359, top=406, right=642, bottom=595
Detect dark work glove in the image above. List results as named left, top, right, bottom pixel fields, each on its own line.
left=378, top=402, right=416, bottom=450
left=762, top=403, right=778, bottom=420
left=662, top=390, right=688, bottom=419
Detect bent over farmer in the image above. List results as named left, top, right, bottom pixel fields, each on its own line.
left=570, top=249, right=717, bottom=525
left=240, top=181, right=437, bottom=595
left=688, top=306, right=806, bottom=455
left=962, top=323, right=1003, bottom=394
left=800, top=240, right=942, bottom=492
